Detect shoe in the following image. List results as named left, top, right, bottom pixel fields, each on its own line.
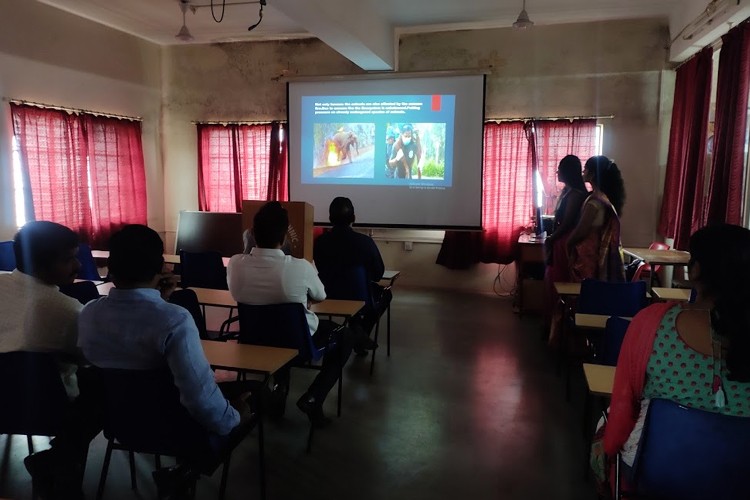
left=25, top=450, right=85, bottom=500
left=353, top=333, right=378, bottom=352
left=265, top=383, right=287, bottom=420
left=296, top=394, right=332, bottom=429
left=153, top=465, right=197, bottom=500
left=25, top=450, right=54, bottom=499
left=353, top=347, right=369, bottom=357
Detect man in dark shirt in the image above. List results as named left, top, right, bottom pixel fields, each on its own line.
left=313, top=197, right=390, bottom=349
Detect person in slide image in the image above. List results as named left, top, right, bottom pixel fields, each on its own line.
left=388, top=124, right=422, bottom=179
left=385, top=129, right=396, bottom=178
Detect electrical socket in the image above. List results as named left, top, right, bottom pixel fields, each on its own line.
left=404, top=241, right=413, bottom=251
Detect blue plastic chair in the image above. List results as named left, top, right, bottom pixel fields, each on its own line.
left=0, top=351, right=69, bottom=452
left=238, top=302, right=323, bottom=364
left=77, top=243, right=103, bottom=281
left=0, top=241, right=16, bottom=271
left=619, top=398, right=750, bottom=500
left=237, top=302, right=337, bottom=452
left=567, top=280, right=647, bottom=399
left=577, top=279, right=648, bottom=317
left=95, top=367, right=255, bottom=500
left=601, top=316, right=631, bottom=366
left=169, top=289, right=208, bottom=340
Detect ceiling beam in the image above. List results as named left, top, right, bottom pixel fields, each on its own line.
left=271, top=0, right=394, bottom=70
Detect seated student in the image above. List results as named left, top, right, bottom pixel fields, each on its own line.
left=600, top=224, right=750, bottom=488
left=227, top=202, right=353, bottom=427
left=0, top=221, right=83, bottom=396
left=313, top=197, right=389, bottom=351
left=4, top=222, right=88, bottom=498
left=78, top=225, right=252, bottom=494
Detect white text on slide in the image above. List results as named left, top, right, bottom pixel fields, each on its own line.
left=314, top=101, right=423, bottom=115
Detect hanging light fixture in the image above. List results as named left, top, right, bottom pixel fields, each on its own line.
left=175, top=0, right=194, bottom=42
left=513, top=0, right=534, bottom=29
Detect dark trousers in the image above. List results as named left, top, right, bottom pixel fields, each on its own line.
left=273, top=320, right=353, bottom=404
left=309, top=320, right=353, bottom=403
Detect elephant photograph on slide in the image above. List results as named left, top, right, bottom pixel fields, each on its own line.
left=332, top=129, right=359, bottom=163
left=312, top=123, right=376, bottom=179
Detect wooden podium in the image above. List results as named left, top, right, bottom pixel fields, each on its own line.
left=241, top=201, right=314, bottom=261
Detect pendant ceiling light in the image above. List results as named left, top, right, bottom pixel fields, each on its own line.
left=175, top=0, right=194, bottom=42
left=513, top=0, right=534, bottom=29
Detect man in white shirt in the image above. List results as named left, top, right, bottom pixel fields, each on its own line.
left=0, top=221, right=89, bottom=498
left=228, top=202, right=353, bottom=427
left=0, top=221, right=83, bottom=396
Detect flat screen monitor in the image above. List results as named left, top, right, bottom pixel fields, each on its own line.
left=175, top=211, right=244, bottom=257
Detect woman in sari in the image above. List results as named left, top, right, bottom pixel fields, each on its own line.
left=544, top=155, right=588, bottom=339
left=545, top=155, right=588, bottom=282
left=567, top=156, right=626, bottom=282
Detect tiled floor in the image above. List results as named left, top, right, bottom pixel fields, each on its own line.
left=0, top=287, right=597, bottom=500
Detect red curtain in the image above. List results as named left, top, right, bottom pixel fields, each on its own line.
left=11, top=104, right=147, bottom=247
left=197, top=123, right=279, bottom=212
left=658, top=47, right=713, bottom=250
left=83, top=115, right=147, bottom=247
left=268, top=121, right=288, bottom=201
left=534, top=119, right=598, bottom=214
left=438, top=122, right=529, bottom=268
left=437, top=119, right=598, bottom=268
left=479, top=121, right=534, bottom=264
left=11, top=104, right=91, bottom=235
left=703, top=22, right=750, bottom=226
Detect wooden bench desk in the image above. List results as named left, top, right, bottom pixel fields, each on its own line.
left=623, top=247, right=691, bottom=289
left=90, top=251, right=230, bottom=267
left=575, top=313, right=631, bottom=329
left=554, top=282, right=581, bottom=296
left=201, top=340, right=296, bottom=375
left=583, top=363, right=615, bottom=397
left=651, top=287, right=692, bottom=302
left=201, top=339, right=295, bottom=500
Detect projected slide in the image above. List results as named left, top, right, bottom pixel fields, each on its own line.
left=288, top=74, right=485, bottom=229
left=301, top=95, right=455, bottom=188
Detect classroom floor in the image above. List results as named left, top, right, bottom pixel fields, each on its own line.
left=0, top=287, right=597, bottom=500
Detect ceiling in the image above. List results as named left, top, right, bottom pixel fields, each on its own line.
left=37, top=0, right=697, bottom=68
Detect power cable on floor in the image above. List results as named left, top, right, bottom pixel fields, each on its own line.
left=493, top=264, right=516, bottom=297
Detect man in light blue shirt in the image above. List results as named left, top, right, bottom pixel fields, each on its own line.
left=79, top=225, right=245, bottom=434
left=78, top=225, right=251, bottom=497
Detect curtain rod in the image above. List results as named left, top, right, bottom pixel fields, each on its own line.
left=3, top=98, right=142, bottom=121
left=485, top=114, right=614, bottom=123
left=672, top=37, right=724, bottom=72
left=192, top=120, right=285, bottom=125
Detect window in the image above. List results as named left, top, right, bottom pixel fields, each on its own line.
left=197, top=122, right=287, bottom=212
left=11, top=136, right=26, bottom=227
left=10, top=103, right=147, bottom=247
left=477, top=118, right=600, bottom=264
left=533, top=120, right=601, bottom=216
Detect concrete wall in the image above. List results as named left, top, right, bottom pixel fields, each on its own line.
left=161, top=39, right=363, bottom=252
left=0, top=0, right=163, bottom=240
left=161, top=18, right=671, bottom=290
left=0, top=5, right=672, bottom=292
left=399, top=19, right=670, bottom=246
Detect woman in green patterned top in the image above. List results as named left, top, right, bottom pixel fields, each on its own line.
left=604, top=224, right=750, bottom=467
